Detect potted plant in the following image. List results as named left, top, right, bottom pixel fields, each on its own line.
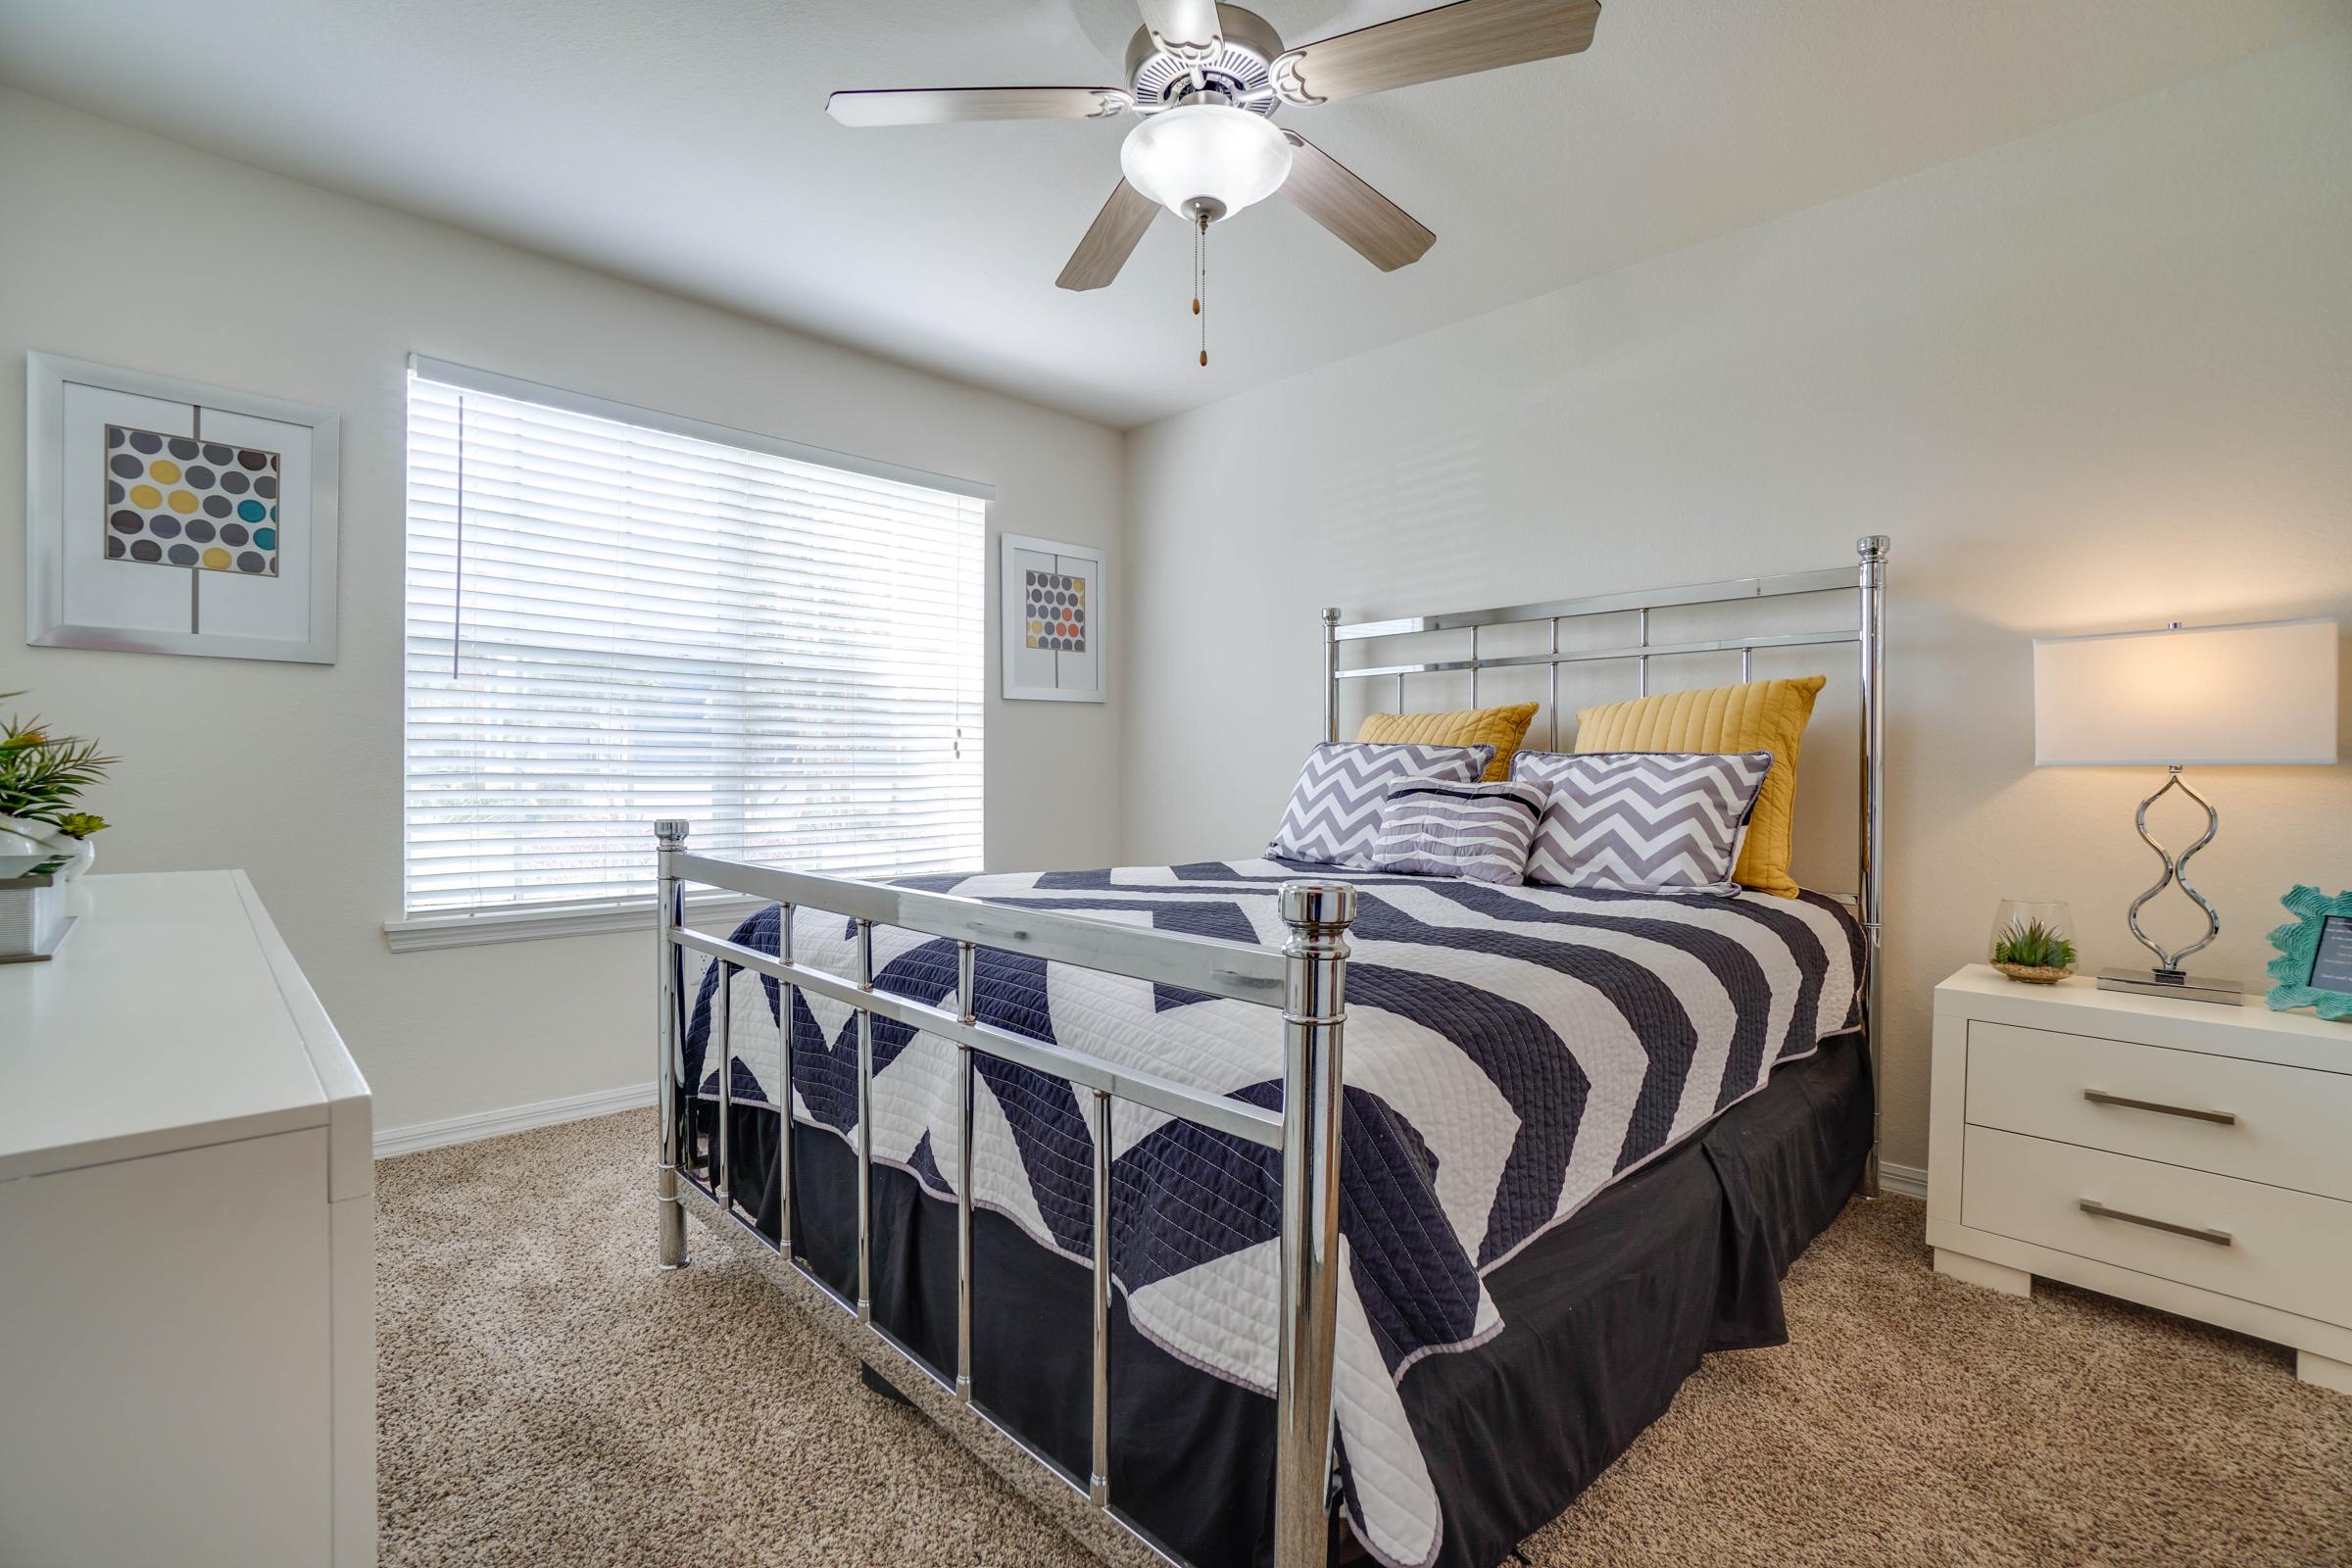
left=1989, top=898, right=2079, bottom=985
left=1, top=695, right=115, bottom=956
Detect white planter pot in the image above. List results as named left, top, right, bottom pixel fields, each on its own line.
left=0, top=815, right=57, bottom=858
left=0, top=815, right=92, bottom=874
left=0, top=816, right=88, bottom=956
left=0, top=881, right=66, bottom=957
left=61, top=833, right=95, bottom=917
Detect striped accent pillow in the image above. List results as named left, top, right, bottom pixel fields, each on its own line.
left=1368, top=780, right=1547, bottom=883
left=1269, top=741, right=1496, bottom=868
left=1513, top=750, right=1774, bottom=895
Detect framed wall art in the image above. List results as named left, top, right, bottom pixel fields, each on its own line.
left=24, top=351, right=340, bottom=663
left=1001, top=531, right=1103, bottom=703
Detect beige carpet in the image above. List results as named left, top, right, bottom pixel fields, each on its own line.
left=378, top=1110, right=2352, bottom=1567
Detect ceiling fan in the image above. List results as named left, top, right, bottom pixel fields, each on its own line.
left=827, top=0, right=1603, bottom=311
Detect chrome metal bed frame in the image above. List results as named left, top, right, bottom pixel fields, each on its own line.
left=650, top=535, right=1888, bottom=1568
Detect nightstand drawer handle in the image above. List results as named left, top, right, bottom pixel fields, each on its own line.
left=2082, top=1089, right=2234, bottom=1126
left=2078, top=1199, right=2232, bottom=1247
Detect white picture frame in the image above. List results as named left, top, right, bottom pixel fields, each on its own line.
left=24, top=351, right=340, bottom=663
left=1001, top=531, right=1104, bottom=703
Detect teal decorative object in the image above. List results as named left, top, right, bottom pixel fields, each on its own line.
left=2263, top=886, right=2352, bottom=1022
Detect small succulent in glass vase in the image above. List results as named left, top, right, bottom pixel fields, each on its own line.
left=1990, top=899, right=2078, bottom=984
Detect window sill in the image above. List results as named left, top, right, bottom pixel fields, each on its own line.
left=383, top=892, right=767, bottom=955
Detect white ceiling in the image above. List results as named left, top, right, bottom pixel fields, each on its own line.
left=3, top=0, right=2340, bottom=427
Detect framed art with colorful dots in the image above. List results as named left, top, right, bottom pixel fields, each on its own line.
left=1001, top=531, right=1104, bottom=702
left=25, top=352, right=339, bottom=663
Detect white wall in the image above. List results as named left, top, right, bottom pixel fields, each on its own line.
left=0, top=88, right=1125, bottom=1135
left=1119, top=32, right=2352, bottom=1172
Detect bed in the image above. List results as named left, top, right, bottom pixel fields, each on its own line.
left=652, top=538, right=1889, bottom=1568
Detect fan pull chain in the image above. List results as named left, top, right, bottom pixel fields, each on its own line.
left=1195, top=212, right=1208, bottom=368
left=1192, top=215, right=1201, bottom=321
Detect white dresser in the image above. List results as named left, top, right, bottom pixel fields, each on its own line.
left=1929, top=964, right=2352, bottom=1393
left=0, top=871, right=375, bottom=1565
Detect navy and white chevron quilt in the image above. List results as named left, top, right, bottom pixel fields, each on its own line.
left=684, top=858, right=1860, bottom=1568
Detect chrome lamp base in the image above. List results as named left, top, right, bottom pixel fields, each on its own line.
left=2108, top=765, right=2244, bottom=1007
left=2095, top=967, right=2245, bottom=1006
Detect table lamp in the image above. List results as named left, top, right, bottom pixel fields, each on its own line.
left=2033, top=616, right=2339, bottom=1004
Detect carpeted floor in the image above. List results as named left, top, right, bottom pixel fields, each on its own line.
left=378, top=1109, right=2352, bottom=1568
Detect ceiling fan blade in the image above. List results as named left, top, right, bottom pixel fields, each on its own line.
left=1277, top=134, right=1435, bottom=271
left=826, top=86, right=1134, bottom=127
left=1136, top=0, right=1223, bottom=63
left=1273, top=0, right=1600, bottom=106
left=1057, top=180, right=1160, bottom=292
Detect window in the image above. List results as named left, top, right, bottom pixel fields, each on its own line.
left=396, top=357, right=987, bottom=940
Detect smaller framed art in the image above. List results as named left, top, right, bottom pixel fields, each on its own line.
left=2264, top=885, right=2352, bottom=1023
left=1001, top=531, right=1104, bottom=703
left=24, top=352, right=339, bottom=663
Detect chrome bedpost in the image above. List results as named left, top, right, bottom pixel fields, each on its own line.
left=1273, top=881, right=1353, bottom=1568
left=1320, top=607, right=1342, bottom=743
left=714, top=957, right=735, bottom=1208
left=654, top=819, right=689, bottom=1271
left=1088, top=1086, right=1114, bottom=1511
left=1856, top=535, right=1890, bottom=1200
left=955, top=939, right=978, bottom=1404
left=856, top=915, right=876, bottom=1323
left=1546, top=617, right=1561, bottom=750
left=777, top=902, right=796, bottom=1255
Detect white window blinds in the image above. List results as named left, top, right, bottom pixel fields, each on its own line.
left=401, top=361, right=987, bottom=920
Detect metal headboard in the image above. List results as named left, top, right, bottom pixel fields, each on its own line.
left=1318, top=535, right=1890, bottom=1197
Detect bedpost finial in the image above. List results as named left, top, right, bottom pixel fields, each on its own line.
left=655, top=818, right=689, bottom=847
left=1280, top=880, right=1356, bottom=934
left=1856, top=535, right=1889, bottom=561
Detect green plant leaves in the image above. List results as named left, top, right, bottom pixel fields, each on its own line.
left=1993, top=917, right=2077, bottom=969
left=0, top=696, right=117, bottom=827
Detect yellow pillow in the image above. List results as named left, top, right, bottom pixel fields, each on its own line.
left=1572, top=676, right=1826, bottom=897
left=1356, top=703, right=1539, bottom=782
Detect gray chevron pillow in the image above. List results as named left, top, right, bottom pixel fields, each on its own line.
left=1368, top=779, right=1548, bottom=883
left=1513, top=750, right=1774, bottom=895
left=1270, top=741, right=1497, bottom=868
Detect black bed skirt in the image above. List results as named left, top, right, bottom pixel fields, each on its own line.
left=686, top=1034, right=1871, bottom=1568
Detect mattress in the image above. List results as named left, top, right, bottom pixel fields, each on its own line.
left=681, top=858, right=1864, bottom=1568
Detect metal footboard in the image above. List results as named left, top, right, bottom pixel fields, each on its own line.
left=652, top=821, right=1354, bottom=1568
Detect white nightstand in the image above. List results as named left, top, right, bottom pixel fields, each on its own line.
left=1929, top=964, right=2352, bottom=1394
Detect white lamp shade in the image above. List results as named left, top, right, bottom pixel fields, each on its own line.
left=1119, top=104, right=1293, bottom=220
left=2034, top=617, right=2338, bottom=766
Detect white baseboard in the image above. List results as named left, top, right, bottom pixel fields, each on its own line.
left=373, top=1081, right=655, bottom=1159
left=1878, top=1158, right=1928, bottom=1201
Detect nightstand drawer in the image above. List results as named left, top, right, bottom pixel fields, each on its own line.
left=1966, top=1021, right=2352, bottom=1201
left=1961, top=1126, right=2352, bottom=1327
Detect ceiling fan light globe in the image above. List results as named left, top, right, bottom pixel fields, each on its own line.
left=1119, top=103, right=1292, bottom=221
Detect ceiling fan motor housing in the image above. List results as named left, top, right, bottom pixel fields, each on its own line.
left=1126, top=5, right=1284, bottom=117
